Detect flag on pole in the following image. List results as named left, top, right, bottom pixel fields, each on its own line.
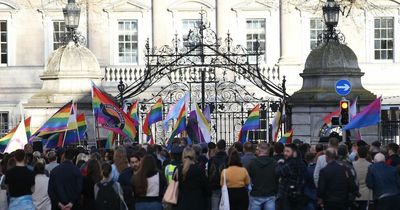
left=195, top=103, right=211, bottom=143
left=92, top=83, right=137, bottom=140
left=163, top=92, right=189, bottom=130
left=105, top=131, right=117, bottom=149
left=25, top=117, right=31, bottom=139
left=4, top=119, right=28, bottom=153
left=30, top=101, right=73, bottom=140
left=279, top=129, right=293, bottom=144
left=344, top=97, right=381, bottom=130
left=142, top=98, right=163, bottom=145
left=271, top=109, right=282, bottom=142
left=203, top=104, right=211, bottom=123
left=187, top=109, right=201, bottom=144
left=128, top=100, right=139, bottom=125
left=168, top=104, right=187, bottom=145
left=0, top=117, right=31, bottom=152
left=42, top=113, right=87, bottom=148
left=238, top=104, right=260, bottom=143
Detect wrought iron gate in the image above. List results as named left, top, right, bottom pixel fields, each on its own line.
left=107, top=11, right=289, bottom=145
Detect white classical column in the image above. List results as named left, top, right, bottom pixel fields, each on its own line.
left=216, top=0, right=229, bottom=38
left=278, top=0, right=302, bottom=65
left=152, top=0, right=172, bottom=48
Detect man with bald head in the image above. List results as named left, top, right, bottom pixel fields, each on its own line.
left=366, top=153, right=400, bottom=210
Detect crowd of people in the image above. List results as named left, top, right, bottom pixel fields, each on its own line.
left=0, top=137, right=399, bottom=210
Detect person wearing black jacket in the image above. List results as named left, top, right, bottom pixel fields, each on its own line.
left=275, top=143, right=307, bottom=210
left=317, top=148, right=358, bottom=210
left=248, top=142, right=278, bottom=210
left=208, top=140, right=228, bottom=210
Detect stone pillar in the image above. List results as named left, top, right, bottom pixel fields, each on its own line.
left=152, top=0, right=171, bottom=47
left=216, top=0, right=229, bottom=38
left=278, top=0, right=301, bottom=65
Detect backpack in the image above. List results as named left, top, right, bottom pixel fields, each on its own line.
left=208, top=153, right=227, bottom=189
left=95, top=181, right=121, bottom=210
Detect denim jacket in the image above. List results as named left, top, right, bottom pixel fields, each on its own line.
left=366, top=162, right=400, bottom=200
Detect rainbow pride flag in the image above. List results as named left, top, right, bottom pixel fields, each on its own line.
left=238, top=104, right=260, bottom=143
left=30, top=102, right=73, bottom=140
left=142, top=98, right=163, bottom=144
left=279, top=129, right=293, bottom=144
left=92, top=83, right=137, bottom=140
left=105, top=131, right=117, bottom=149
left=129, top=100, right=139, bottom=125
left=43, top=113, right=87, bottom=148
left=168, top=104, right=187, bottom=146
left=0, top=117, right=31, bottom=152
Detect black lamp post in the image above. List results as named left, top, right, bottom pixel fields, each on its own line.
left=117, top=78, right=127, bottom=107
left=318, top=0, right=345, bottom=44
left=63, top=0, right=82, bottom=43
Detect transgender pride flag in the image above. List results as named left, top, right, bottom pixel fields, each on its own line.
left=344, top=97, right=381, bottom=130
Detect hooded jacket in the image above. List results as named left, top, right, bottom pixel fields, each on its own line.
left=248, top=156, right=278, bottom=197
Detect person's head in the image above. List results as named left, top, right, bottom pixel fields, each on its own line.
left=358, top=146, right=369, bottom=159
left=315, top=144, right=324, bottom=153
left=24, top=144, right=33, bottom=154
left=328, top=137, right=339, bottom=149
left=274, top=142, right=284, bottom=155
left=325, top=148, right=337, bottom=162
left=373, top=153, right=385, bottom=163
left=304, top=152, right=316, bottom=164
left=14, top=149, right=26, bottom=164
left=75, top=153, right=88, bottom=166
left=337, top=144, right=348, bottom=161
left=387, top=143, right=399, bottom=156
left=284, top=143, right=297, bottom=160
left=208, top=142, right=216, bottom=158
left=180, top=138, right=188, bottom=147
left=243, top=142, right=254, bottom=153
left=228, top=150, right=242, bottom=167
left=101, top=162, right=112, bottom=179
left=87, top=159, right=102, bottom=183
left=182, top=147, right=196, bottom=180
left=170, top=146, right=183, bottom=162
left=114, top=146, right=128, bottom=173
left=232, top=142, right=243, bottom=153
left=63, top=148, right=75, bottom=161
left=47, top=151, right=57, bottom=163
left=33, top=162, right=46, bottom=176
left=133, top=155, right=158, bottom=196
left=256, top=142, right=269, bottom=156
left=129, top=153, right=141, bottom=172
left=216, top=140, right=226, bottom=151
left=192, top=144, right=202, bottom=157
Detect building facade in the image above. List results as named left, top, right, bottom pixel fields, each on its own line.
left=0, top=0, right=399, bottom=142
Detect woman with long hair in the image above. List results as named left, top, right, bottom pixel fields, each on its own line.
left=176, top=147, right=211, bottom=210
left=82, top=159, right=102, bottom=209
left=32, top=162, right=51, bottom=210
left=132, top=155, right=166, bottom=210
left=111, top=146, right=129, bottom=181
left=220, top=149, right=250, bottom=210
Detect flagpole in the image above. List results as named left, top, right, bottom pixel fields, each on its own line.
left=246, top=130, right=249, bottom=143
left=62, top=128, right=68, bottom=148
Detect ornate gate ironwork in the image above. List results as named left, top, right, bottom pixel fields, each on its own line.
left=110, top=11, right=289, bottom=144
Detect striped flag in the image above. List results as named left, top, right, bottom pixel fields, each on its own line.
left=271, top=109, right=282, bottom=142
left=0, top=117, right=31, bottom=152
left=279, top=129, right=293, bottom=144
left=92, top=83, right=137, bottom=140
left=168, top=104, right=187, bottom=147
left=128, top=100, right=139, bottom=125
left=142, top=98, right=163, bottom=144
left=4, top=119, right=28, bottom=153
left=195, top=103, right=211, bottom=143
left=238, top=104, right=260, bottom=143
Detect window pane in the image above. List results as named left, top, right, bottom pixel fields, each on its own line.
left=374, top=17, right=394, bottom=60
left=1, top=54, right=6, bottom=64
left=0, top=22, right=6, bottom=31
left=118, top=20, right=139, bottom=64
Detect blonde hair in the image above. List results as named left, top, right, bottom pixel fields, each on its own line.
left=182, top=147, right=196, bottom=180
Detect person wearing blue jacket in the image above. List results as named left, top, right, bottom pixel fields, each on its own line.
left=366, top=152, right=400, bottom=210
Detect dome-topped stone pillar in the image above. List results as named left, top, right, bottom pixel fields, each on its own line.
left=24, top=42, right=103, bottom=143
left=290, top=42, right=377, bottom=144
